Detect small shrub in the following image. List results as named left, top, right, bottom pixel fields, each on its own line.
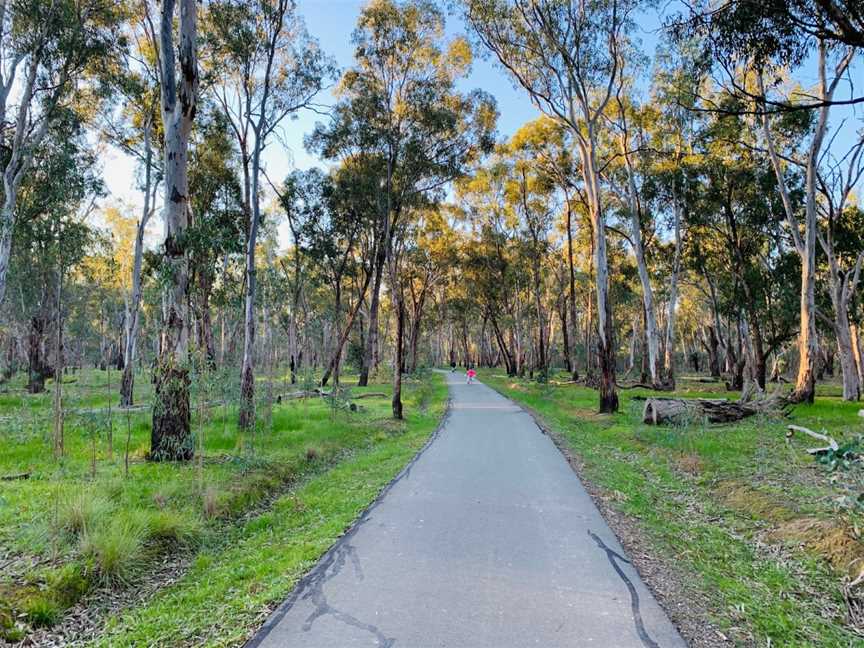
left=80, top=517, right=146, bottom=587
left=56, top=491, right=113, bottom=538
left=815, top=436, right=863, bottom=471
left=1, top=601, right=26, bottom=642
left=22, top=594, right=62, bottom=628
left=46, top=563, right=91, bottom=608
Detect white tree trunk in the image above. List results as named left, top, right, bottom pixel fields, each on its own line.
left=150, top=0, right=198, bottom=461
left=580, top=134, right=617, bottom=411
left=851, top=323, right=864, bottom=388
left=120, top=121, right=155, bottom=407
left=619, top=129, right=662, bottom=386
left=663, top=186, right=683, bottom=384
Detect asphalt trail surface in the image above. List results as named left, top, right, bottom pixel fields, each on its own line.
left=247, top=372, right=686, bottom=647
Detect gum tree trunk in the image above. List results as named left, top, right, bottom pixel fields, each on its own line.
left=392, top=290, right=404, bottom=420
left=358, top=235, right=386, bottom=387
left=564, top=204, right=580, bottom=380
left=663, top=187, right=683, bottom=388
left=120, top=120, right=155, bottom=407
left=581, top=139, right=617, bottom=412
left=150, top=0, right=198, bottom=462
left=621, top=132, right=662, bottom=388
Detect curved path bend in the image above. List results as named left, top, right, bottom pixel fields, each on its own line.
left=248, top=372, right=686, bottom=648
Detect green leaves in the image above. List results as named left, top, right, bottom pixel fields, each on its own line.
left=815, top=436, right=862, bottom=472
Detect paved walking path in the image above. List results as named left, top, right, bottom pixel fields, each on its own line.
left=247, top=373, right=686, bottom=648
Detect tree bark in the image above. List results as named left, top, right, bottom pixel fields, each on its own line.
left=851, top=323, right=864, bottom=389
left=704, top=326, right=721, bottom=378
left=580, top=138, right=617, bottom=412
left=663, top=185, right=683, bottom=388
left=565, top=205, right=579, bottom=380
left=642, top=393, right=788, bottom=425
left=151, top=0, right=198, bottom=462
left=120, top=120, right=155, bottom=407
left=27, top=314, right=51, bottom=394
left=359, top=232, right=386, bottom=387
left=621, top=133, right=662, bottom=387
left=392, top=290, right=404, bottom=420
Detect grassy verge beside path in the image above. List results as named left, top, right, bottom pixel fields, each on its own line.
left=91, top=372, right=447, bottom=647
left=1, top=368, right=447, bottom=646
left=486, top=373, right=864, bottom=648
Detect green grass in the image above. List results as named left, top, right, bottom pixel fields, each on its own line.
left=0, top=366, right=447, bottom=645
left=486, top=372, right=864, bottom=647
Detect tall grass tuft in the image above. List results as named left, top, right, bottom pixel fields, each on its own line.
left=80, top=516, right=146, bottom=587
left=55, top=491, right=113, bottom=538
left=145, top=509, right=204, bottom=550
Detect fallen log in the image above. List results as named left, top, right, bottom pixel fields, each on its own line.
left=643, top=392, right=789, bottom=425
left=277, top=389, right=327, bottom=402
left=1, top=472, right=30, bottom=481
left=353, top=392, right=387, bottom=399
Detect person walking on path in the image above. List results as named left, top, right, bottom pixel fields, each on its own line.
left=466, top=367, right=477, bottom=384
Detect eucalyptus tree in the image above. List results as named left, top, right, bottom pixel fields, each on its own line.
left=816, top=141, right=864, bottom=400
left=684, top=99, right=799, bottom=390
left=150, top=0, right=199, bottom=462
left=0, top=0, right=120, bottom=306
left=309, top=0, right=496, bottom=418
left=277, top=166, right=373, bottom=388
left=673, top=0, right=861, bottom=401
left=7, top=111, right=102, bottom=394
left=187, top=113, right=245, bottom=368
left=502, top=134, right=557, bottom=379
left=204, top=0, right=335, bottom=429
left=404, top=208, right=457, bottom=373
left=758, top=43, right=857, bottom=402
left=101, top=4, right=163, bottom=407
left=673, top=0, right=863, bottom=109
left=647, top=46, right=700, bottom=388
left=456, top=168, right=521, bottom=375
left=609, top=93, right=665, bottom=389
left=506, top=116, right=582, bottom=378
left=464, top=0, right=639, bottom=412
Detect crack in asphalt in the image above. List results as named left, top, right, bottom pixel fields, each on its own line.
left=588, top=530, right=660, bottom=648
left=299, top=538, right=394, bottom=647
left=244, top=398, right=452, bottom=648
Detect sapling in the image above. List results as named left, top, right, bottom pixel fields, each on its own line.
left=124, top=405, right=133, bottom=479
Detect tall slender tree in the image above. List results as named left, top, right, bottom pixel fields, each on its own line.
left=150, top=0, right=199, bottom=462
left=310, top=0, right=496, bottom=417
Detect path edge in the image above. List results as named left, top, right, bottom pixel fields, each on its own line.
left=243, top=391, right=453, bottom=648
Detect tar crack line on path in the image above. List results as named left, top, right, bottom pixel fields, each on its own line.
left=588, top=529, right=660, bottom=648
left=244, top=400, right=453, bottom=648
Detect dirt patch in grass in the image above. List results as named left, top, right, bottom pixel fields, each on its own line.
left=767, top=517, right=864, bottom=578
left=676, top=452, right=704, bottom=477
left=714, top=481, right=797, bottom=523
